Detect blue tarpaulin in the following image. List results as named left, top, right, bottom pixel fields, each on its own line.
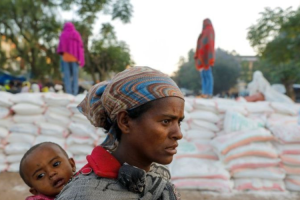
left=0, top=70, right=26, bottom=85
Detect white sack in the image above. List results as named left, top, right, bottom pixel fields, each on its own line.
left=13, top=114, right=46, bottom=124
left=11, top=103, right=46, bottom=115
left=11, top=93, right=45, bottom=106
left=9, top=123, right=39, bottom=135
left=0, top=92, right=13, bottom=107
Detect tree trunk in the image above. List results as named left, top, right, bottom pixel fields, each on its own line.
left=30, top=48, right=37, bottom=78
left=284, top=82, right=296, bottom=101
left=83, top=41, right=96, bottom=83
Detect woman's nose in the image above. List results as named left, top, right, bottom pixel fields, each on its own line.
left=171, top=123, right=183, bottom=140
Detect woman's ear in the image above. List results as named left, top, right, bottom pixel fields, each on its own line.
left=116, top=111, right=130, bottom=134
left=29, top=188, right=38, bottom=195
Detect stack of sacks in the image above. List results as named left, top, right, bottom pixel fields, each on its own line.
left=211, top=127, right=285, bottom=192
left=213, top=98, right=248, bottom=135
left=243, top=102, right=274, bottom=126
left=10, top=93, right=46, bottom=124
left=35, top=122, right=68, bottom=147
left=6, top=93, right=46, bottom=172
left=180, top=98, right=193, bottom=136
left=0, top=92, right=14, bottom=113
left=0, top=106, right=11, bottom=120
left=0, top=148, right=6, bottom=172
left=181, top=98, right=217, bottom=150
left=0, top=92, right=13, bottom=172
left=95, top=128, right=107, bottom=145
left=67, top=123, right=96, bottom=169
left=43, top=93, right=73, bottom=127
left=67, top=94, right=96, bottom=169
left=267, top=102, right=299, bottom=128
left=66, top=94, right=86, bottom=116
left=67, top=94, right=91, bottom=126
left=187, top=99, right=220, bottom=139
left=0, top=124, right=10, bottom=172
left=0, top=117, right=13, bottom=146
left=35, top=93, right=75, bottom=150
left=266, top=102, right=300, bottom=192
left=170, top=99, right=233, bottom=192
left=170, top=140, right=233, bottom=192
left=5, top=123, right=39, bottom=172
left=270, top=125, right=300, bottom=192
left=223, top=111, right=264, bottom=134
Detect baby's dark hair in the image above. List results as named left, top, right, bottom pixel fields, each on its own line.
left=19, top=142, right=68, bottom=187
left=103, top=100, right=155, bottom=141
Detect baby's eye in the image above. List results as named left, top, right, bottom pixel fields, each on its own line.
left=53, top=161, right=61, bottom=167
left=37, top=173, right=45, bottom=179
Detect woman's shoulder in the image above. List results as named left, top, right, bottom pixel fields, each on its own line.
left=149, top=163, right=171, bottom=180
left=55, top=172, right=139, bottom=200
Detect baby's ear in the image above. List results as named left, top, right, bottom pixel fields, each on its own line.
left=29, top=187, right=38, bottom=195
left=69, top=158, right=76, bottom=172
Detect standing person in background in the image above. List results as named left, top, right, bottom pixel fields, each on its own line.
left=194, top=18, right=215, bottom=98
left=57, top=22, right=85, bottom=96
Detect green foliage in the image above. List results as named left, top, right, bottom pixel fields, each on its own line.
left=247, top=7, right=300, bottom=99
left=172, top=50, right=201, bottom=93
left=0, top=0, right=62, bottom=79
left=247, top=7, right=294, bottom=55
left=87, top=23, right=133, bottom=81
left=172, top=48, right=240, bottom=95
left=0, top=0, right=133, bottom=82
left=74, top=21, right=133, bottom=81
left=213, top=49, right=241, bottom=95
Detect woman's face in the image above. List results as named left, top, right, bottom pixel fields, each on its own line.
left=126, top=97, right=184, bottom=166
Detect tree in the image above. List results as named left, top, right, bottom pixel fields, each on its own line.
left=70, top=0, right=133, bottom=82
left=213, top=49, right=241, bottom=95
left=247, top=7, right=300, bottom=100
left=172, top=50, right=201, bottom=93
left=0, top=0, right=133, bottom=82
left=172, top=48, right=240, bottom=95
left=0, top=0, right=62, bottom=79
left=80, top=23, right=134, bottom=82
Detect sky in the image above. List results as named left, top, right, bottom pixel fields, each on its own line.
left=63, top=0, right=300, bottom=75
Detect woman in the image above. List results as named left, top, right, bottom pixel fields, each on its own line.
left=57, top=22, right=85, bottom=96
left=56, top=66, right=184, bottom=200
left=194, top=18, right=215, bottom=98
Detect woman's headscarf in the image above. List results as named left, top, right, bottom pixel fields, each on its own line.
left=194, top=18, right=215, bottom=70
left=57, top=22, right=85, bottom=67
left=78, top=66, right=184, bottom=150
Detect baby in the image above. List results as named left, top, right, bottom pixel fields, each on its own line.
left=19, top=142, right=76, bottom=200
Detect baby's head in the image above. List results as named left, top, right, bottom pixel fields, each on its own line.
left=19, top=142, right=76, bottom=197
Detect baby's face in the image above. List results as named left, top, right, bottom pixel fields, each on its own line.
left=22, top=144, right=76, bottom=197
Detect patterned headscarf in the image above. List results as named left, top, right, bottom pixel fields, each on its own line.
left=78, top=66, right=184, bottom=150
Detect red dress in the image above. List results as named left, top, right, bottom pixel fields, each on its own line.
left=194, top=19, right=215, bottom=71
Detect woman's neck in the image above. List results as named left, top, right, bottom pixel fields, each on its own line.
left=111, top=144, right=151, bottom=172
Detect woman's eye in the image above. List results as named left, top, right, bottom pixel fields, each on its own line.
left=162, top=119, right=170, bottom=124
left=37, top=173, right=45, bottom=179
left=53, top=161, right=61, bottom=167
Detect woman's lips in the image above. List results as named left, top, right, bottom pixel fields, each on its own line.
left=165, top=144, right=178, bottom=154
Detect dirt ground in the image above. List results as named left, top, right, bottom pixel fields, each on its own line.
left=1, top=172, right=300, bottom=200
